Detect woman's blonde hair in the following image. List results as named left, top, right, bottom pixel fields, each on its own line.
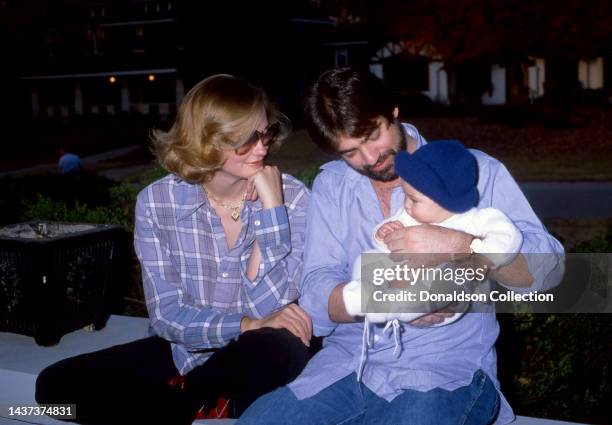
left=152, top=74, right=290, bottom=183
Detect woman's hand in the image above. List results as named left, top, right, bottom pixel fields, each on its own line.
left=240, top=304, right=312, bottom=346
left=246, top=165, right=284, bottom=209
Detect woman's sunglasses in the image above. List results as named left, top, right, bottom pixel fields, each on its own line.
left=234, top=123, right=280, bottom=155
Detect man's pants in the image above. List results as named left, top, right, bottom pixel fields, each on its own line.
left=236, top=369, right=500, bottom=425
left=35, top=328, right=314, bottom=425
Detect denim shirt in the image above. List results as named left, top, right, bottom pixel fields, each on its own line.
left=288, top=124, right=565, bottom=424
left=134, top=173, right=310, bottom=375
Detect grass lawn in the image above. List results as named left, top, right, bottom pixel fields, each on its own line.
left=409, top=108, right=612, bottom=181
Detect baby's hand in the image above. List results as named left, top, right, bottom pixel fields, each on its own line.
left=375, top=221, right=404, bottom=241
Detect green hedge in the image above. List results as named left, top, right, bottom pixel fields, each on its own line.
left=21, top=186, right=135, bottom=230
left=497, top=229, right=612, bottom=424
left=19, top=175, right=154, bottom=231
left=498, top=313, right=610, bottom=424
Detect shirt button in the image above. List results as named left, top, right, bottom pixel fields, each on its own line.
left=254, top=220, right=261, bottom=226
left=222, top=272, right=228, bottom=278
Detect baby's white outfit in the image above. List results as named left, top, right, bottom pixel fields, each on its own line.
left=343, top=206, right=524, bottom=323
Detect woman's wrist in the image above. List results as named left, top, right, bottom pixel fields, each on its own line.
left=260, top=194, right=283, bottom=209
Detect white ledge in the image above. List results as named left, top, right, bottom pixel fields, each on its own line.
left=0, top=316, right=586, bottom=425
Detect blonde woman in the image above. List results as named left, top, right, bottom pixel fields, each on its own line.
left=36, top=75, right=313, bottom=424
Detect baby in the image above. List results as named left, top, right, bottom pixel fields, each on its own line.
left=343, top=140, right=523, bottom=326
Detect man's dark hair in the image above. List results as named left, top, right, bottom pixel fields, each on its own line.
left=304, top=67, right=397, bottom=154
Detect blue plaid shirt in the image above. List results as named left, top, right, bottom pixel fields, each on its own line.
left=134, top=173, right=310, bottom=375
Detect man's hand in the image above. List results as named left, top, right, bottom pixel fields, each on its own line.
left=384, top=224, right=473, bottom=256
left=409, top=310, right=456, bottom=327
left=375, top=221, right=404, bottom=242
left=241, top=304, right=312, bottom=346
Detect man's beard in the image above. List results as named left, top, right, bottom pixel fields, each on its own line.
left=360, top=122, right=407, bottom=182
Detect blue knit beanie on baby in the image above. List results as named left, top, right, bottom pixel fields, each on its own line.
left=394, top=140, right=478, bottom=213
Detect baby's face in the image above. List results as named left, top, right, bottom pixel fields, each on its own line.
left=400, top=180, right=453, bottom=223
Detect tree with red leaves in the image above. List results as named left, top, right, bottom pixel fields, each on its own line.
left=362, top=0, right=612, bottom=104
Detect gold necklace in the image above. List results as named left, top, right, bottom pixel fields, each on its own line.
left=203, top=186, right=247, bottom=221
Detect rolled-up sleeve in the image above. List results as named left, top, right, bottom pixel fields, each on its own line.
left=134, top=191, right=243, bottom=350
left=299, top=174, right=350, bottom=337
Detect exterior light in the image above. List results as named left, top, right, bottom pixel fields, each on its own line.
left=148, top=74, right=156, bottom=82
left=109, top=76, right=116, bottom=83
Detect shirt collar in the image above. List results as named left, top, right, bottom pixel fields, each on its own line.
left=173, top=177, right=208, bottom=222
